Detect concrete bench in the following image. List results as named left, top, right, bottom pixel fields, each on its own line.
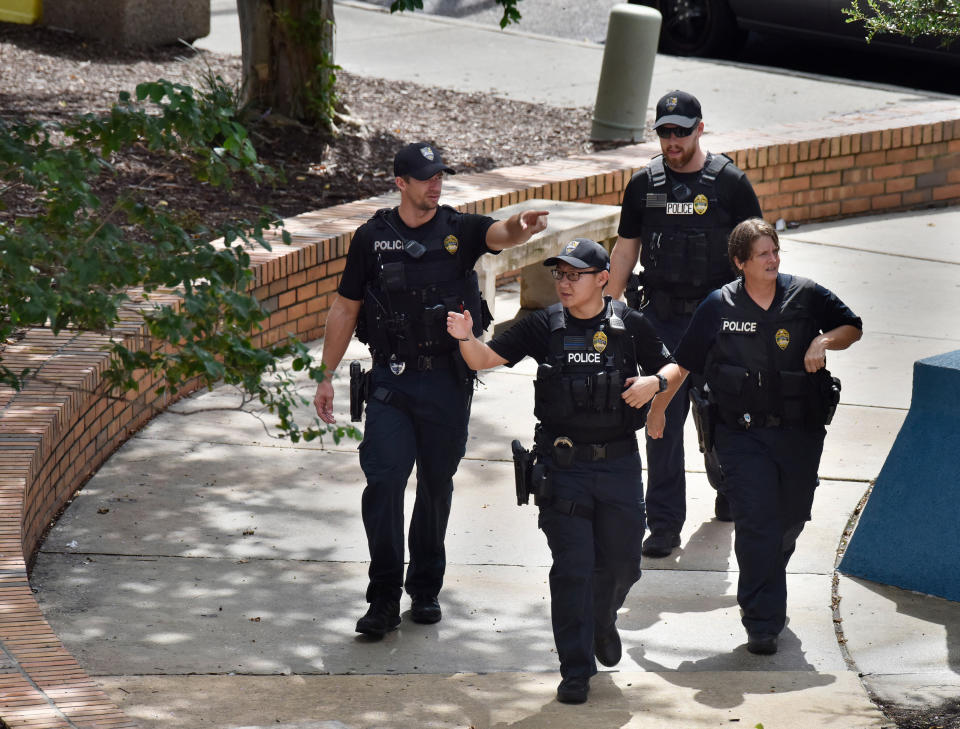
left=476, top=199, right=622, bottom=335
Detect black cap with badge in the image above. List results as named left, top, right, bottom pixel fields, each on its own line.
left=393, top=142, right=456, bottom=180
left=653, top=90, right=702, bottom=129
left=544, top=238, right=610, bottom=271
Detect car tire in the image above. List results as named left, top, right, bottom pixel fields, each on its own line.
left=629, top=0, right=745, bottom=57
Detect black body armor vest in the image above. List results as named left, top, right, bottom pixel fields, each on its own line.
left=359, top=206, right=486, bottom=365
left=705, top=275, right=838, bottom=428
left=639, top=153, right=739, bottom=299
left=533, top=298, right=646, bottom=443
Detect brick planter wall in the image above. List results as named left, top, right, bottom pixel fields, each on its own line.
left=1, top=98, right=959, bottom=727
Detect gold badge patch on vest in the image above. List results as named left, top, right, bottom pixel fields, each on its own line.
left=593, top=330, right=608, bottom=353
left=775, top=328, right=790, bottom=350
left=693, top=194, right=709, bottom=215
left=443, top=235, right=459, bottom=254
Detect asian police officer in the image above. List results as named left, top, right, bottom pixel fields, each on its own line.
left=446, top=238, right=682, bottom=704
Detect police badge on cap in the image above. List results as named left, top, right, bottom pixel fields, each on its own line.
left=394, top=142, right=456, bottom=180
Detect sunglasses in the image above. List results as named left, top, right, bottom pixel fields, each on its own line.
left=655, top=125, right=697, bottom=139
left=551, top=269, right=601, bottom=282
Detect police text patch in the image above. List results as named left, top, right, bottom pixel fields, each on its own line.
left=721, top=319, right=757, bottom=334
left=374, top=239, right=404, bottom=252
left=567, top=351, right=601, bottom=364
left=666, top=202, right=694, bottom=215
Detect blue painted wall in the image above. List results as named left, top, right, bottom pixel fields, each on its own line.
left=839, top=350, right=960, bottom=602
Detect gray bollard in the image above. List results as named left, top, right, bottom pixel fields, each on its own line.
left=591, top=4, right=662, bottom=143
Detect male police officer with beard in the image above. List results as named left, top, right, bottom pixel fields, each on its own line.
left=447, top=239, right=682, bottom=704
left=314, top=142, right=547, bottom=639
left=608, top=90, right=763, bottom=558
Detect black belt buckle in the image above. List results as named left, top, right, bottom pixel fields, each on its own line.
left=552, top=436, right=575, bottom=468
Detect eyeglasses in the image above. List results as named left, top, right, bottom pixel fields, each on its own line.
left=655, top=125, right=697, bottom=139
left=551, top=269, right=601, bottom=282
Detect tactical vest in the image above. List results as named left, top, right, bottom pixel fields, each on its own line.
left=533, top=298, right=646, bottom=443
left=639, top=153, right=739, bottom=299
left=704, top=275, right=837, bottom=428
left=359, top=206, right=487, bottom=366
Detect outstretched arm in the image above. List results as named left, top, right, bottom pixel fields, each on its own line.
left=485, top=209, right=549, bottom=251
left=446, top=310, right=509, bottom=370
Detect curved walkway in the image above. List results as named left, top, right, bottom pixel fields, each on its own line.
left=30, top=207, right=960, bottom=728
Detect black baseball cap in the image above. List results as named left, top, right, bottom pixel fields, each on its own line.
left=544, top=238, right=610, bottom=271
left=653, top=90, right=702, bottom=129
left=393, top=142, right=456, bottom=180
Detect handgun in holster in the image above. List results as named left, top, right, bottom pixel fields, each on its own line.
left=625, top=271, right=645, bottom=310
left=511, top=440, right=551, bottom=506
left=349, top=360, right=370, bottom=422
left=688, top=384, right=716, bottom=453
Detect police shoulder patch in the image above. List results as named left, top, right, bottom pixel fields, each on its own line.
left=775, top=328, right=790, bottom=350
left=593, top=330, right=608, bottom=353
left=443, top=234, right=459, bottom=254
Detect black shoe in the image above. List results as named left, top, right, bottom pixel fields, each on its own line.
left=641, top=531, right=681, bottom=558
left=556, top=676, right=590, bottom=704
left=410, top=595, right=442, bottom=624
left=715, top=492, right=733, bottom=522
left=355, top=600, right=400, bottom=638
left=746, top=632, right=778, bottom=655
left=594, top=624, right=622, bottom=667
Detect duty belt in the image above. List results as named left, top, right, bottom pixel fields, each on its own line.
left=536, top=432, right=638, bottom=465
left=372, top=352, right=455, bottom=372
left=643, top=290, right=704, bottom=318
left=718, top=410, right=783, bottom=430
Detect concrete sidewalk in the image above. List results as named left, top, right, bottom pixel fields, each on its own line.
left=29, top=207, right=960, bottom=728
left=26, top=2, right=960, bottom=728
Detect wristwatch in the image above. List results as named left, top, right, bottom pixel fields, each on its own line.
left=655, top=373, right=668, bottom=393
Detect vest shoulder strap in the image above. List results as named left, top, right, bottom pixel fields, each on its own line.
left=700, top=152, right=732, bottom=186
left=647, top=157, right=667, bottom=188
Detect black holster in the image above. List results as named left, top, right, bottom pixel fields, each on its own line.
left=689, top=385, right=716, bottom=453
left=625, top=271, right=644, bottom=310
left=349, top=361, right=370, bottom=422
left=511, top=439, right=551, bottom=506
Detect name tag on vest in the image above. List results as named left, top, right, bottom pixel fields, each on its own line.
left=666, top=202, right=693, bottom=215
left=721, top=319, right=757, bottom=334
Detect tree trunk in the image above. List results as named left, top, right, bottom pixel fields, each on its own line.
left=237, top=0, right=336, bottom=126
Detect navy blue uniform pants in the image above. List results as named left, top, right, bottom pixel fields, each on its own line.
left=537, top=451, right=645, bottom=679
left=642, top=309, right=722, bottom=535
left=358, top=364, right=472, bottom=604
left=714, top=423, right=825, bottom=636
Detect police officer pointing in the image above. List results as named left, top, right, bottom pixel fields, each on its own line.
left=673, top=218, right=862, bottom=654
left=314, top=142, right=548, bottom=639
left=608, top=90, right=763, bottom=558
left=447, top=239, right=682, bottom=704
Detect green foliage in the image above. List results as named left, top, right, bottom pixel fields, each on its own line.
left=0, top=77, right=357, bottom=444
left=389, top=0, right=522, bottom=28
left=844, top=0, right=960, bottom=43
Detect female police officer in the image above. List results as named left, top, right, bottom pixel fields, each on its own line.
left=446, top=239, right=682, bottom=704
left=672, top=218, right=862, bottom=655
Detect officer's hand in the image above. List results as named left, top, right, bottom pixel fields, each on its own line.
left=314, top=379, right=336, bottom=424
left=804, top=336, right=828, bottom=373
left=446, top=310, right=474, bottom=341
left=646, top=409, right=666, bottom=439
left=622, top=375, right=657, bottom=408
left=519, top=209, right=549, bottom=235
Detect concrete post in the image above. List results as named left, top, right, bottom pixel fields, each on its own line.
left=839, top=349, right=960, bottom=602
left=591, top=3, right=662, bottom=143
